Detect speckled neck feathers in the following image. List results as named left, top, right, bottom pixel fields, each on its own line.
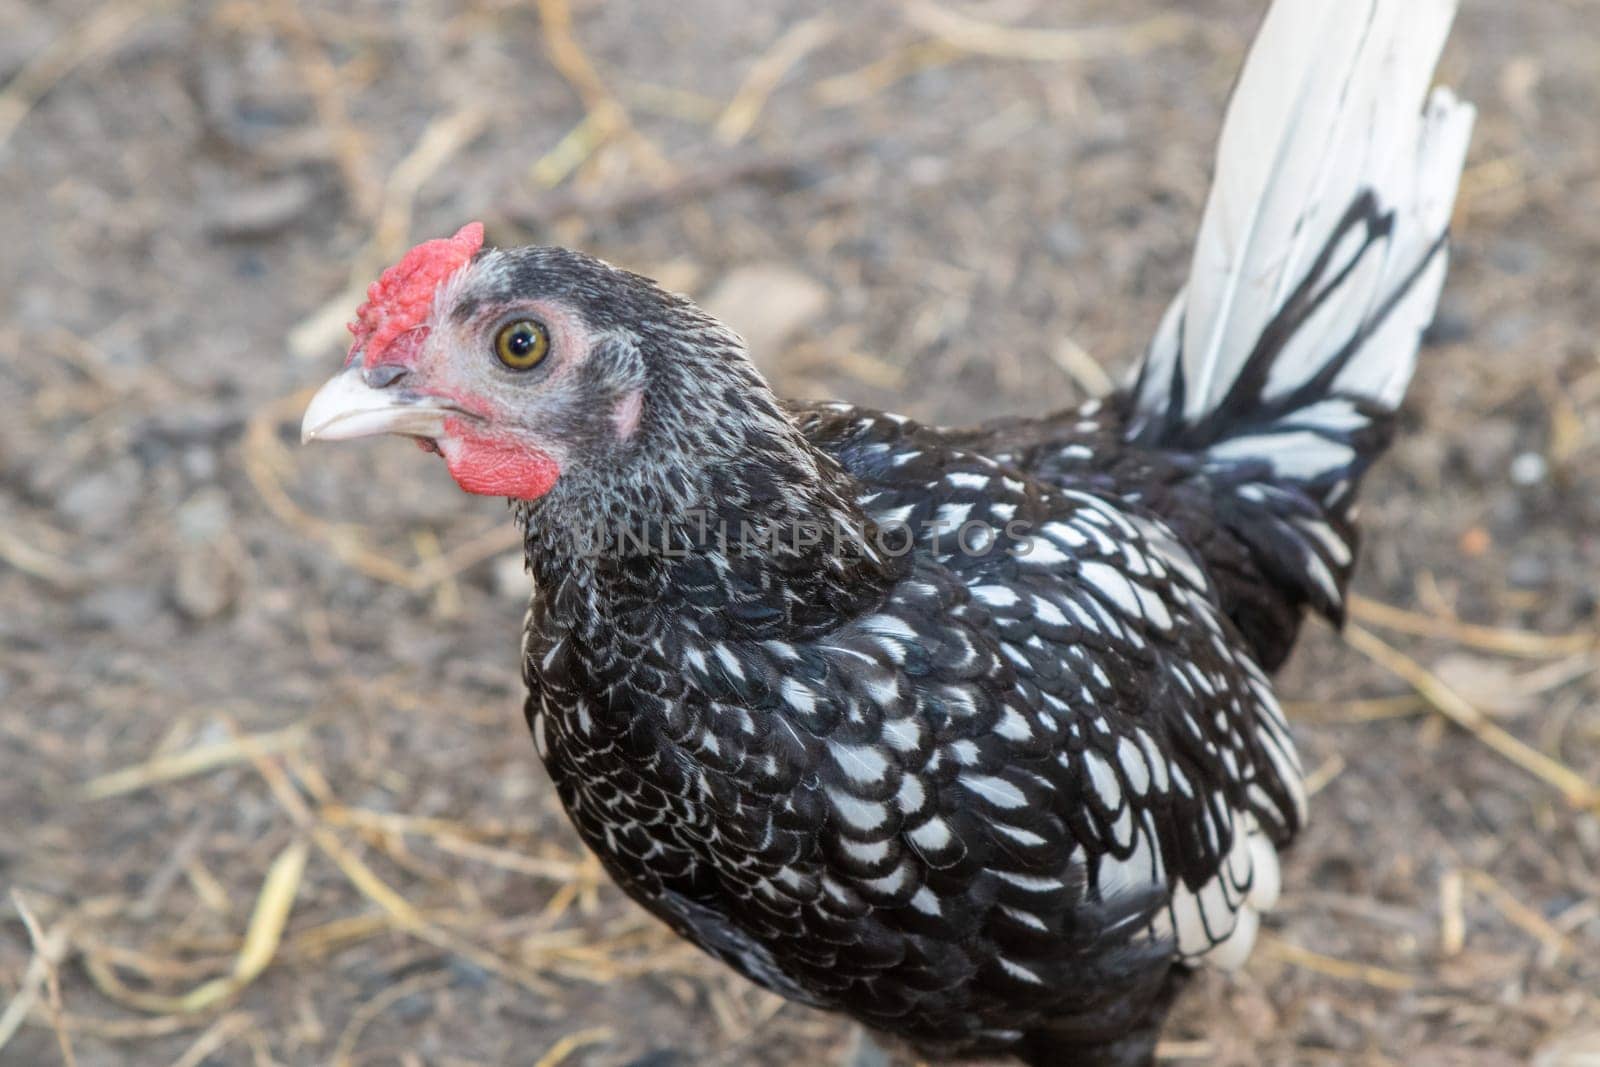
left=513, top=302, right=902, bottom=642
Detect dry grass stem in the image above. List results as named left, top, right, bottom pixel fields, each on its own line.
left=242, top=391, right=418, bottom=587
left=286, top=283, right=369, bottom=363
left=234, top=734, right=567, bottom=1000
left=1050, top=336, right=1115, bottom=397
left=1302, top=753, right=1347, bottom=798
left=267, top=0, right=382, bottom=218
left=530, top=114, right=609, bottom=189
left=82, top=838, right=308, bottom=1015
left=534, top=0, right=672, bottom=179
left=1464, top=869, right=1573, bottom=962
left=1348, top=594, right=1598, bottom=660
left=620, top=80, right=725, bottom=124
left=289, top=106, right=492, bottom=361
left=0, top=894, right=75, bottom=1062
left=1257, top=934, right=1416, bottom=992
left=370, top=106, right=493, bottom=263
left=0, top=0, right=158, bottom=150
left=81, top=725, right=310, bottom=800
left=0, top=524, right=83, bottom=590
left=319, top=805, right=536, bottom=844
left=331, top=971, right=452, bottom=1067
left=813, top=40, right=959, bottom=108
left=532, top=1026, right=614, bottom=1067
left=1345, top=625, right=1599, bottom=810
left=1284, top=695, right=1428, bottom=724
left=901, top=2, right=1191, bottom=62
left=1439, top=870, right=1465, bottom=958
left=714, top=17, right=838, bottom=145
left=166, top=1012, right=254, bottom=1067
left=245, top=389, right=524, bottom=590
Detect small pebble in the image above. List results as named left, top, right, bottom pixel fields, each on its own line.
left=1046, top=218, right=1087, bottom=260
left=176, top=487, right=233, bottom=541
left=78, top=584, right=166, bottom=632
left=172, top=488, right=238, bottom=620
left=702, top=263, right=830, bottom=364
left=622, top=1052, right=688, bottom=1067
left=203, top=173, right=320, bottom=238
left=907, top=155, right=950, bottom=186
left=182, top=445, right=219, bottom=482
left=1509, top=451, right=1548, bottom=487
left=1506, top=553, right=1549, bottom=589
left=448, top=959, right=491, bottom=990
left=58, top=460, right=143, bottom=534
left=174, top=548, right=234, bottom=620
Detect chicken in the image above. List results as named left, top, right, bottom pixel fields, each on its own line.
left=299, top=0, right=1473, bottom=1062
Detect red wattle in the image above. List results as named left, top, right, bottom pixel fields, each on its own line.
left=441, top=419, right=561, bottom=501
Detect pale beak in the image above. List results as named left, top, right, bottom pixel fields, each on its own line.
left=300, top=365, right=458, bottom=444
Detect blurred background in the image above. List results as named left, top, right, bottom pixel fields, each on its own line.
left=2, top=0, right=1598, bottom=1064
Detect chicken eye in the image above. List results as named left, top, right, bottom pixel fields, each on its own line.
left=494, top=320, right=550, bottom=370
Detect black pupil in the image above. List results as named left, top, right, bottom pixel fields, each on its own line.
left=508, top=327, right=534, bottom=355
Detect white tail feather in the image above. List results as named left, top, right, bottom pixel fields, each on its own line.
left=1130, top=0, right=1474, bottom=488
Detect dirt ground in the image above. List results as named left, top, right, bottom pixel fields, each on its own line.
left=2, top=0, right=1598, bottom=1064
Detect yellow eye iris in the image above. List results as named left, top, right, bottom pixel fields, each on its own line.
left=494, top=319, right=550, bottom=370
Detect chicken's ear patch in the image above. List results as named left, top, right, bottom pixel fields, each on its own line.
left=347, top=222, right=485, bottom=368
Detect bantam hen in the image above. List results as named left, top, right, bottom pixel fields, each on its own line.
left=300, top=0, right=1473, bottom=1062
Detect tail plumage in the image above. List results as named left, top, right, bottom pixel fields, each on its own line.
left=1129, top=0, right=1474, bottom=623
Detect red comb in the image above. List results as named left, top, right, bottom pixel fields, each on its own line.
left=347, top=222, right=485, bottom=366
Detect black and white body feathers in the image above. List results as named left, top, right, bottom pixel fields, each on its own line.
left=512, top=0, right=1475, bottom=1062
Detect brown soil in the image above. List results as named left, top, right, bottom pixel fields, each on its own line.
left=2, top=1, right=1597, bottom=1065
